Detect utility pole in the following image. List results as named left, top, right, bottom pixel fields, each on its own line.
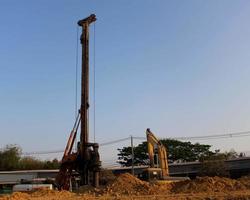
left=131, top=135, right=135, bottom=176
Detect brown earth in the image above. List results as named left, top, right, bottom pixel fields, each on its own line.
left=1, top=173, right=250, bottom=200
left=172, top=176, right=248, bottom=193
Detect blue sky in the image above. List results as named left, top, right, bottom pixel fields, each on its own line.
left=1, top=1, right=250, bottom=161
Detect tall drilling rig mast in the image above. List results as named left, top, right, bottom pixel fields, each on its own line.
left=78, top=13, right=100, bottom=187
left=56, top=14, right=101, bottom=190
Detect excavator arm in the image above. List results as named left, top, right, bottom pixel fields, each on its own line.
left=146, top=129, right=169, bottom=177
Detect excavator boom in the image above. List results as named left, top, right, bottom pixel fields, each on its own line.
left=146, top=129, right=169, bottom=178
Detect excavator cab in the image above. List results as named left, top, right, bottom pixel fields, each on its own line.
left=141, top=168, right=163, bottom=181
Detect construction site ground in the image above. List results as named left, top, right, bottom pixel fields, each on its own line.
left=1, top=173, right=250, bottom=200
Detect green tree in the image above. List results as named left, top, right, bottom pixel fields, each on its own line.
left=118, top=142, right=148, bottom=166
left=117, top=139, right=215, bottom=166
left=43, top=159, right=60, bottom=169
left=199, top=149, right=240, bottom=177
left=0, top=144, right=60, bottom=170
left=19, top=156, right=44, bottom=170
left=200, top=151, right=231, bottom=177
left=19, top=157, right=60, bottom=170
left=0, top=145, right=21, bottom=170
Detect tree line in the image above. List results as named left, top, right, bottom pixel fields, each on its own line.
left=117, top=139, right=244, bottom=176
left=0, top=140, right=244, bottom=176
left=117, top=139, right=240, bottom=166
left=0, top=145, right=60, bottom=171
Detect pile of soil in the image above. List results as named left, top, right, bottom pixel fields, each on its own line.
left=0, top=192, right=30, bottom=200
left=31, top=188, right=74, bottom=198
left=0, top=189, right=76, bottom=200
left=146, top=182, right=172, bottom=196
left=171, top=176, right=247, bottom=193
left=1, top=174, right=250, bottom=199
left=104, top=173, right=151, bottom=195
left=100, top=169, right=116, bottom=185
left=103, top=173, right=174, bottom=196
left=238, top=176, right=250, bottom=189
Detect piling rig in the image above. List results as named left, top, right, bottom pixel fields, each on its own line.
left=56, top=14, right=101, bottom=190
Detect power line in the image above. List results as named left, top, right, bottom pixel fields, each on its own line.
left=21, top=130, right=250, bottom=155
left=22, top=150, right=63, bottom=156
left=22, top=137, right=130, bottom=155
left=172, top=130, right=250, bottom=140
left=134, top=130, right=250, bottom=141
left=100, top=137, right=130, bottom=146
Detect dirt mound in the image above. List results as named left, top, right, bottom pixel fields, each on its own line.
left=172, top=176, right=247, bottom=193
left=238, top=176, right=250, bottom=189
left=103, top=173, right=172, bottom=196
left=104, top=173, right=151, bottom=195
left=0, top=192, right=30, bottom=200
left=148, top=181, right=172, bottom=195
left=31, top=188, right=74, bottom=197
left=1, top=175, right=250, bottom=199
left=0, top=189, right=76, bottom=200
left=100, top=169, right=116, bottom=185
